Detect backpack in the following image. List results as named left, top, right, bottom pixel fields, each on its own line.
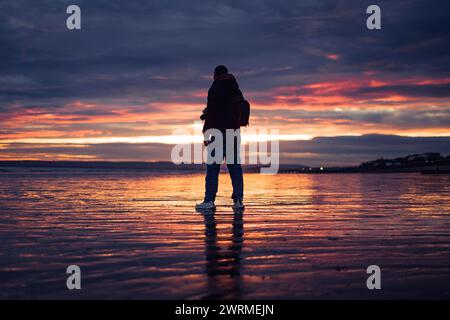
left=240, top=99, right=250, bottom=127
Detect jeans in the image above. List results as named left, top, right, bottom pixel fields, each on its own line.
left=204, top=131, right=244, bottom=202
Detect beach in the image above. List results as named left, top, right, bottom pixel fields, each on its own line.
left=1, top=170, right=450, bottom=299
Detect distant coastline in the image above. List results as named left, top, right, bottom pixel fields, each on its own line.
left=1, top=152, right=450, bottom=174
left=0, top=160, right=204, bottom=173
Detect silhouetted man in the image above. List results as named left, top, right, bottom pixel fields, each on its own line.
left=196, top=65, right=245, bottom=210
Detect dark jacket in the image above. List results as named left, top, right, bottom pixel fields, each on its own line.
left=202, top=73, right=243, bottom=133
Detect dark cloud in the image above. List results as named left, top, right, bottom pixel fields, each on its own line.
left=2, top=135, right=450, bottom=167
left=1, top=0, right=449, bottom=106
left=253, top=106, right=450, bottom=129
left=1, top=142, right=173, bottom=161
left=357, top=83, right=450, bottom=98
left=1, top=0, right=449, bottom=164
left=280, top=135, right=450, bottom=166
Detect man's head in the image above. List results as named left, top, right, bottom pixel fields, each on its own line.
left=214, top=65, right=228, bottom=77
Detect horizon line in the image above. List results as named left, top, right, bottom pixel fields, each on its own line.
left=2, top=132, right=450, bottom=146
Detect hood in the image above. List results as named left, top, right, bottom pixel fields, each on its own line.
left=213, top=73, right=236, bottom=81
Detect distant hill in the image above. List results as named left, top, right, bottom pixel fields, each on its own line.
left=1, top=154, right=448, bottom=174
left=254, top=153, right=450, bottom=174
left=359, top=152, right=450, bottom=173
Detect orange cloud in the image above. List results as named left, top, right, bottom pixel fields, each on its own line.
left=1, top=76, right=449, bottom=153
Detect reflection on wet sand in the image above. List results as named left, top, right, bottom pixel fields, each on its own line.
left=201, top=209, right=244, bottom=299
left=1, top=172, right=450, bottom=299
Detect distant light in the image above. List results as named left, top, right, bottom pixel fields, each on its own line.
left=320, top=167, right=324, bottom=171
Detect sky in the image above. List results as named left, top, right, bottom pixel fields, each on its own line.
left=1, top=0, right=449, bottom=166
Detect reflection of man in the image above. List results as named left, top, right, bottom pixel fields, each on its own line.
left=196, top=65, right=245, bottom=210
left=202, top=210, right=244, bottom=299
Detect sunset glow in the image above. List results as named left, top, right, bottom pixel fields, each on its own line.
left=1, top=1, right=449, bottom=165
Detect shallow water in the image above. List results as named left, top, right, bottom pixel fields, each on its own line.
left=1, top=171, right=450, bottom=299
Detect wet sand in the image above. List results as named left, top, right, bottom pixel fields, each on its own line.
left=1, top=171, right=450, bottom=299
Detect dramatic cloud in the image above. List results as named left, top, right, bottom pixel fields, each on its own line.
left=0, top=0, right=449, bottom=163
left=2, top=135, right=449, bottom=167
left=280, top=135, right=450, bottom=166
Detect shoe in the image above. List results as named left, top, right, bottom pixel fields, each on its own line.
left=195, top=201, right=216, bottom=210
left=232, top=198, right=245, bottom=209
